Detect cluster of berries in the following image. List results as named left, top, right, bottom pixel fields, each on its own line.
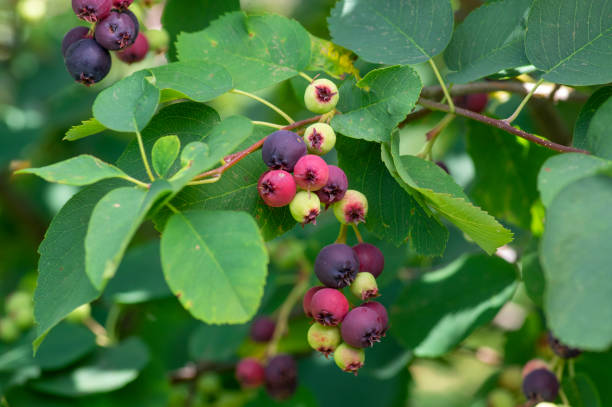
left=63, top=0, right=149, bottom=85
left=303, top=241, right=387, bottom=375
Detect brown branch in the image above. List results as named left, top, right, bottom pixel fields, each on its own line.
left=417, top=98, right=590, bottom=154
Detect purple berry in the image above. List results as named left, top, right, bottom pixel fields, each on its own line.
left=112, top=0, right=133, bottom=9
left=235, top=358, right=265, bottom=388
left=340, top=307, right=383, bottom=348
left=117, top=32, right=149, bottom=64
left=293, top=155, right=329, bottom=191
left=261, top=130, right=307, bottom=172
left=302, top=286, right=324, bottom=318
left=94, top=10, right=138, bottom=50
left=310, top=288, right=349, bottom=326
left=123, top=9, right=140, bottom=38
left=547, top=331, right=582, bottom=359
left=522, top=368, right=559, bottom=402
left=454, top=93, right=488, bottom=113
left=62, top=26, right=91, bottom=56
left=315, top=165, right=348, bottom=206
left=258, top=170, right=296, bottom=207
left=72, top=0, right=111, bottom=22
left=64, top=39, right=111, bottom=85
left=264, top=355, right=297, bottom=401
left=352, top=243, right=384, bottom=279
left=250, top=317, right=276, bottom=343
left=359, top=301, right=388, bottom=334
left=314, top=243, right=359, bottom=289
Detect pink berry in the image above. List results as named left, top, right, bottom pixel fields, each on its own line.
left=293, top=155, right=329, bottom=191
left=235, top=358, right=265, bottom=388
left=117, top=32, right=149, bottom=64
left=310, top=288, right=349, bottom=326
left=302, top=286, right=325, bottom=318
left=257, top=170, right=296, bottom=207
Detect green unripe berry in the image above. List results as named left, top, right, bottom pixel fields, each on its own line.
left=0, top=318, right=20, bottom=343
left=307, top=323, right=341, bottom=357
left=333, top=342, right=365, bottom=375
left=304, top=78, right=339, bottom=114
left=333, top=190, right=368, bottom=225
left=289, top=191, right=320, bottom=225
left=350, top=272, right=379, bottom=301
left=303, top=123, right=336, bottom=155
left=487, top=388, right=515, bottom=407
left=145, top=29, right=169, bottom=53
left=6, top=291, right=32, bottom=314
left=66, top=303, right=91, bottom=324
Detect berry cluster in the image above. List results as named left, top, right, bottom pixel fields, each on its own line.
left=64, top=0, right=149, bottom=85
left=303, top=242, right=387, bottom=375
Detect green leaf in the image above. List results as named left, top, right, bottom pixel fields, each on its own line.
left=336, top=136, right=448, bottom=255
left=563, top=373, right=602, bottom=407
left=160, top=210, right=268, bottom=324
left=177, top=12, right=311, bottom=92
left=85, top=181, right=172, bottom=290
left=390, top=254, right=518, bottom=357
left=328, top=0, right=453, bottom=64
left=390, top=134, right=513, bottom=254
left=444, top=0, right=531, bottom=83
left=537, top=153, right=612, bottom=207
left=152, top=135, right=180, bottom=178
left=573, top=86, right=612, bottom=159
left=525, top=0, right=612, bottom=85
left=541, top=174, right=612, bottom=351
left=64, top=117, right=106, bottom=141
left=29, top=338, right=149, bottom=397
left=576, top=351, right=612, bottom=407
left=149, top=62, right=233, bottom=102
left=16, top=155, right=129, bottom=186
left=188, top=324, right=248, bottom=361
left=331, top=65, right=422, bottom=143
left=521, top=252, right=545, bottom=308
left=307, top=34, right=359, bottom=79
left=92, top=70, right=160, bottom=132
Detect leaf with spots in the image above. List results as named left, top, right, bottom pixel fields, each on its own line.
left=307, top=34, right=359, bottom=79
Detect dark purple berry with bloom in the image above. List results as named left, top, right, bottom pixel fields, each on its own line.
left=72, top=0, right=111, bottom=22
left=302, top=286, right=325, bottom=318
left=359, top=301, right=388, bottom=335
left=315, top=165, right=348, bottom=207
left=547, top=331, right=582, bottom=359
left=250, top=317, right=275, bottom=343
left=235, top=358, right=265, bottom=388
left=64, top=39, right=111, bottom=85
left=62, top=26, right=91, bottom=56
left=94, top=10, right=138, bottom=50
left=265, top=355, right=298, bottom=401
left=293, top=155, right=329, bottom=191
left=117, top=32, right=149, bottom=64
left=522, top=368, right=559, bottom=402
left=310, top=288, right=349, bottom=326
left=258, top=170, right=296, bottom=207
left=340, top=307, right=383, bottom=348
left=352, top=243, right=384, bottom=278
left=262, top=130, right=307, bottom=172
left=314, top=243, right=359, bottom=289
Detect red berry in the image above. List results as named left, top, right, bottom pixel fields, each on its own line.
left=250, top=317, right=275, bottom=343
left=293, top=155, right=329, bottom=191
left=235, top=358, right=265, bottom=388
left=352, top=243, right=384, bottom=278
left=72, top=0, right=111, bottom=22
left=359, top=301, right=388, bottom=334
left=265, top=355, right=297, bottom=400
left=310, top=288, right=349, bottom=326
left=340, top=307, right=383, bottom=348
left=117, top=33, right=149, bottom=64
left=302, top=286, right=325, bottom=318
left=315, top=165, right=348, bottom=206
left=258, top=170, right=296, bottom=207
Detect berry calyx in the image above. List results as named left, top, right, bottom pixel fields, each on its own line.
left=64, top=39, right=112, bottom=85
left=62, top=27, right=91, bottom=56
left=117, top=32, right=149, bottom=64
left=547, top=331, right=582, bottom=359
left=310, top=288, right=349, bottom=326
left=307, top=323, right=341, bottom=357
left=359, top=301, right=388, bottom=335
left=304, top=78, right=339, bottom=114
left=315, top=165, right=348, bottom=207
left=454, top=93, right=488, bottom=113
left=258, top=170, right=296, bottom=207
left=349, top=272, right=379, bottom=301
left=340, top=307, right=383, bottom=348
left=333, top=343, right=365, bottom=375
left=250, top=317, right=276, bottom=343
left=264, top=354, right=298, bottom=401
left=522, top=368, right=559, bottom=402
left=94, top=10, right=138, bottom=50
left=112, top=0, right=133, bottom=9
left=302, top=286, right=325, bottom=318
left=289, top=191, right=320, bottom=225
left=314, top=243, right=359, bottom=289
left=235, top=358, right=265, bottom=388
left=333, top=189, right=368, bottom=224
left=303, top=123, right=336, bottom=155
left=293, top=155, right=329, bottom=191
left=352, top=243, right=384, bottom=278
left=262, top=130, right=307, bottom=172
left=72, top=0, right=111, bottom=22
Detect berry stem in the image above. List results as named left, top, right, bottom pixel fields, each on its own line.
left=504, top=78, right=544, bottom=123
left=252, top=120, right=284, bottom=129
left=187, top=175, right=221, bottom=186
left=335, top=224, right=347, bottom=244
left=231, top=89, right=295, bottom=124
left=417, top=113, right=455, bottom=160
left=166, top=202, right=180, bottom=214
left=298, top=72, right=315, bottom=83
left=568, top=358, right=575, bottom=378
left=104, top=303, right=121, bottom=344
left=120, top=175, right=150, bottom=189
left=351, top=224, right=363, bottom=244
left=134, top=128, right=155, bottom=182
left=428, top=59, right=455, bottom=113
left=83, top=316, right=112, bottom=346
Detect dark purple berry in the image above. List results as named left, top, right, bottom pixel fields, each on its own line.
left=62, top=26, right=91, bottom=56
left=293, top=155, right=329, bottom=191
left=257, top=170, right=296, bottom=207
left=522, top=359, right=549, bottom=378
left=250, top=317, right=275, bottom=343
left=123, top=9, right=140, bottom=39
left=454, top=93, right=488, bottom=113
left=315, top=165, right=348, bottom=207
left=435, top=161, right=450, bottom=174
left=352, top=243, right=384, bottom=278
left=112, top=0, right=133, bottom=9
left=64, top=39, right=111, bottom=85
left=310, top=288, right=349, bottom=326
left=261, top=130, right=307, bottom=172
left=359, top=301, right=388, bottom=334
left=522, top=368, right=559, bottom=402
left=340, top=307, right=383, bottom=348
left=235, top=358, right=265, bottom=388
left=265, top=355, right=297, bottom=401
left=302, top=286, right=324, bottom=318
left=547, top=331, right=582, bottom=359
left=94, top=10, right=138, bottom=50
left=72, top=0, right=111, bottom=22
left=117, top=32, right=149, bottom=64
left=314, top=243, right=359, bottom=289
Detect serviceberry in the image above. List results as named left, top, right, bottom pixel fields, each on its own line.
left=250, top=317, right=275, bottom=343
left=112, top=0, right=133, bottom=9
left=304, top=78, right=339, bottom=114
left=333, top=343, right=365, bottom=375
left=522, top=359, right=549, bottom=378
left=289, top=191, right=320, bottom=225
left=333, top=189, right=368, bottom=224
left=72, top=0, right=111, bottom=22
left=315, top=165, right=348, bottom=207
left=314, top=243, right=359, bottom=289
left=262, top=130, right=307, bottom=172
left=303, top=123, right=336, bottom=155
left=235, top=358, right=265, bottom=388
left=352, top=243, right=384, bottom=278
left=264, top=354, right=298, bottom=401
left=522, top=368, right=559, bottom=402
left=454, top=93, right=488, bottom=113
left=340, top=307, right=383, bottom=348
left=310, top=288, right=349, bottom=326
left=258, top=170, right=296, bottom=207
left=293, top=155, right=329, bottom=191
left=117, top=32, right=149, bottom=64
left=64, top=39, right=111, bottom=85
left=302, top=286, right=325, bottom=318
left=547, top=331, right=582, bottom=359
left=123, top=9, right=140, bottom=38
left=359, top=301, right=388, bottom=334
left=62, top=26, right=91, bottom=56
left=349, top=272, right=379, bottom=301
left=307, top=323, right=341, bottom=357
left=94, top=10, right=138, bottom=50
